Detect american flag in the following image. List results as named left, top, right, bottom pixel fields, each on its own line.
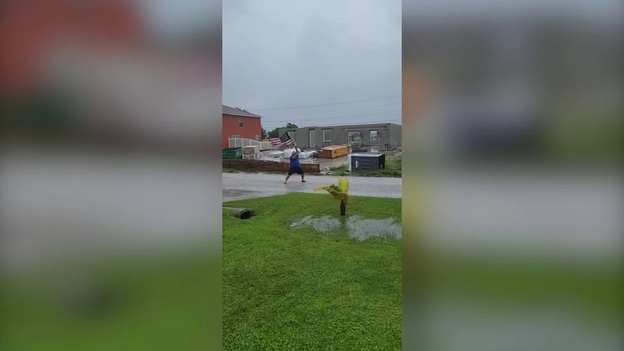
left=270, top=133, right=294, bottom=148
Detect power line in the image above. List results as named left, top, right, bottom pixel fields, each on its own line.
left=248, top=94, right=402, bottom=112
left=260, top=101, right=401, bottom=117
left=262, top=109, right=402, bottom=123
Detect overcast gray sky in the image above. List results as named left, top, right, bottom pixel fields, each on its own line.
left=222, top=0, right=402, bottom=131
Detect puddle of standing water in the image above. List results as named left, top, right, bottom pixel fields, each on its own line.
left=291, top=215, right=401, bottom=240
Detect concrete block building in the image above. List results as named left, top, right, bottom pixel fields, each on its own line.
left=278, top=123, right=401, bottom=149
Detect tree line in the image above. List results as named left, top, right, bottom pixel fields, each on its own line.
left=262, top=123, right=298, bottom=139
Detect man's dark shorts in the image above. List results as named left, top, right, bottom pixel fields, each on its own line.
left=288, top=166, right=304, bottom=175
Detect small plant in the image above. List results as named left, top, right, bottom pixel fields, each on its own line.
left=314, top=177, right=350, bottom=216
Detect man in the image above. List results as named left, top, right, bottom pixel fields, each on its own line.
left=284, top=144, right=305, bottom=184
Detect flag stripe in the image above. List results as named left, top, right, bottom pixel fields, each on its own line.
left=269, top=138, right=294, bottom=148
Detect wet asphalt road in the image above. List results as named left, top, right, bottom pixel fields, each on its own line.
left=1, top=146, right=219, bottom=270
left=417, top=168, right=623, bottom=260
left=222, top=173, right=402, bottom=201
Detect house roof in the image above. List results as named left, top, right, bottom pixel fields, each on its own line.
left=223, top=105, right=261, bottom=118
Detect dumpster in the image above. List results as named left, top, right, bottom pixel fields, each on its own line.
left=222, top=147, right=243, bottom=159
left=348, top=153, right=385, bottom=172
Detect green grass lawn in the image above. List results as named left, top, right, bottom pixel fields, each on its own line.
left=222, top=193, right=402, bottom=350
left=0, top=249, right=221, bottom=351
left=419, top=255, right=623, bottom=321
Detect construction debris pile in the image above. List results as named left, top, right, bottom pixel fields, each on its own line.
left=254, top=147, right=317, bottom=163
left=236, top=144, right=355, bottom=173
left=241, top=146, right=260, bottom=160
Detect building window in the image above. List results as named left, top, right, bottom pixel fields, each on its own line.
left=370, top=130, right=379, bottom=143
left=238, top=117, right=243, bottom=127
left=347, top=131, right=361, bottom=142
left=231, top=135, right=240, bottom=139
left=322, top=129, right=331, bottom=142
left=255, top=135, right=259, bottom=141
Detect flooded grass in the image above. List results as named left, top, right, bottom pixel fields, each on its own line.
left=222, top=193, right=401, bottom=350
left=291, top=215, right=401, bottom=241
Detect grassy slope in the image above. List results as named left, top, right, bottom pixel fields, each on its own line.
left=223, top=193, right=402, bottom=350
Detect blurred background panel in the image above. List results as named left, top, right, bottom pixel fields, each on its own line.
left=0, top=1, right=222, bottom=350
left=403, top=0, right=623, bottom=164
left=402, top=0, right=623, bottom=350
